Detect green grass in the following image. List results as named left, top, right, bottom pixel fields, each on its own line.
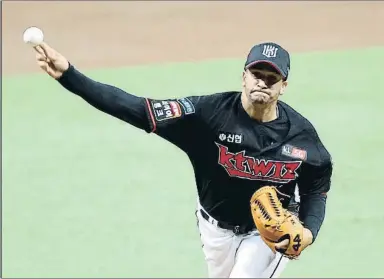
left=3, top=46, right=384, bottom=278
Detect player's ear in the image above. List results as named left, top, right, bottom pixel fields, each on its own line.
left=280, top=81, right=288, bottom=95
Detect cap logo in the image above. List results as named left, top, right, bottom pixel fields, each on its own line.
left=262, top=45, right=278, bottom=58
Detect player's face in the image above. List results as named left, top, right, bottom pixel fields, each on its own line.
left=242, top=64, right=287, bottom=105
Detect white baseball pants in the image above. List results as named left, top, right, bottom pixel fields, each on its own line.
left=195, top=203, right=289, bottom=278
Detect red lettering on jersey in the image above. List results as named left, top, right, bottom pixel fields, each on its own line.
left=249, top=159, right=275, bottom=177
left=217, top=144, right=235, bottom=168
left=215, top=143, right=302, bottom=184
left=282, top=162, right=301, bottom=180
left=270, top=161, right=285, bottom=180
left=233, top=151, right=247, bottom=171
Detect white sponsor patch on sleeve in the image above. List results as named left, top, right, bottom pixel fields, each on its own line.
left=151, top=100, right=182, bottom=122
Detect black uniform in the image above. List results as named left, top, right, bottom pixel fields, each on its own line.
left=57, top=43, right=333, bottom=243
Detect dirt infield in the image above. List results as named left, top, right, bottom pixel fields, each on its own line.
left=2, top=1, right=383, bottom=75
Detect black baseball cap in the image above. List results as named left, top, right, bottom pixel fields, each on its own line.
left=244, top=42, right=291, bottom=80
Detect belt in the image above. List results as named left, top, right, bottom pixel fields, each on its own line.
left=199, top=209, right=253, bottom=235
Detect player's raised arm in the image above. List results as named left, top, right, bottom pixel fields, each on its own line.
left=34, top=42, right=152, bottom=132
left=32, top=42, right=218, bottom=152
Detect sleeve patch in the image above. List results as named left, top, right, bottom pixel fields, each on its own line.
left=177, top=97, right=195, bottom=115
left=151, top=100, right=182, bottom=122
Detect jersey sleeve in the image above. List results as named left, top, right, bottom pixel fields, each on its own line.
left=58, top=63, right=223, bottom=153
left=144, top=94, right=222, bottom=152
left=57, top=64, right=154, bottom=132
left=297, top=161, right=333, bottom=196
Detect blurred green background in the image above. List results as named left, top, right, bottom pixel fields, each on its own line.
left=3, top=47, right=384, bottom=278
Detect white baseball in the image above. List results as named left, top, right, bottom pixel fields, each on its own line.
left=23, top=26, right=44, bottom=46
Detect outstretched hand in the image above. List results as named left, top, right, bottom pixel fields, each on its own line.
left=34, top=42, right=69, bottom=79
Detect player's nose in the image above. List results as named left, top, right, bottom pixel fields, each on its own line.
left=255, top=79, right=268, bottom=89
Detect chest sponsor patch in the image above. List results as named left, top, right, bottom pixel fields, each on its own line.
left=281, top=144, right=307, bottom=160
left=218, top=131, right=243, bottom=144
left=216, top=142, right=302, bottom=183
left=177, top=97, right=195, bottom=115
left=151, top=100, right=182, bottom=121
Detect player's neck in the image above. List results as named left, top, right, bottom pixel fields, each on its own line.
left=241, top=94, right=278, bottom=122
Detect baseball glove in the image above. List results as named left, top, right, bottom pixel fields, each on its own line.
left=250, top=186, right=304, bottom=259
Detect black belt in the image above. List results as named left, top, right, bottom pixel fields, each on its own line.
left=199, top=209, right=253, bottom=235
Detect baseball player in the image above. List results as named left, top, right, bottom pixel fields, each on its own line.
left=33, top=41, right=333, bottom=278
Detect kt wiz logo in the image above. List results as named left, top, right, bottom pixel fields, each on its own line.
left=216, top=143, right=302, bottom=183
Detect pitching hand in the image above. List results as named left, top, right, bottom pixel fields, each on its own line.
left=34, top=42, right=69, bottom=79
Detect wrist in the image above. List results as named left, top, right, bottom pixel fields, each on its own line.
left=57, top=62, right=73, bottom=81
left=303, top=227, right=313, bottom=245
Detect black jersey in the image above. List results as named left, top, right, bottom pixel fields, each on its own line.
left=144, top=92, right=332, bottom=226
left=58, top=64, right=333, bottom=241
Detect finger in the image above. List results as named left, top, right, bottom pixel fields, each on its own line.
left=33, top=45, right=46, bottom=56
left=38, top=62, right=51, bottom=76
left=36, top=51, right=47, bottom=62
left=275, top=239, right=289, bottom=250
left=46, top=67, right=58, bottom=79
left=35, top=46, right=54, bottom=64
left=39, top=42, right=56, bottom=61
left=37, top=60, right=48, bottom=69
left=278, top=239, right=289, bottom=246
left=38, top=61, right=57, bottom=78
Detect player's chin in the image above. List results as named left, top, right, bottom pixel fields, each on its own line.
left=249, top=93, right=270, bottom=104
